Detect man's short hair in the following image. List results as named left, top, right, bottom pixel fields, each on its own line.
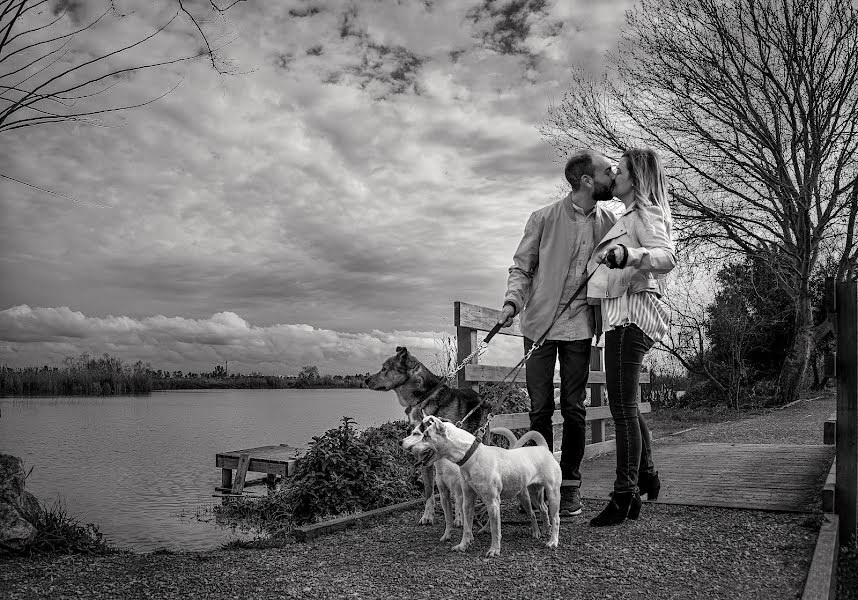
left=564, top=151, right=596, bottom=191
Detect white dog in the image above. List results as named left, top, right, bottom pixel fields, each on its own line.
left=401, top=415, right=561, bottom=557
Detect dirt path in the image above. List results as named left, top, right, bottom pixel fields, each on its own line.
left=1, top=390, right=840, bottom=600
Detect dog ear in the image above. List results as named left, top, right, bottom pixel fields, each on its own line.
left=425, top=415, right=445, bottom=435
left=395, top=346, right=410, bottom=368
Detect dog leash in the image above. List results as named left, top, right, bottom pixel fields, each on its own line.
left=456, top=253, right=612, bottom=436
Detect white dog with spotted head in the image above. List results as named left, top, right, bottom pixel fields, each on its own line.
left=401, top=415, right=561, bottom=557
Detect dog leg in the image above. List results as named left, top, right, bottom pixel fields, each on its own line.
left=484, top=496, right=502, bottom=557
left=518, top=489, right=540, bottom=540
left=437, top=479, right=455, bottom=542
left=531, top=486, right=551, bottom=539
left=451, top=485, right=476, bottom=552
left=419, top=465, right=435, bottom=525
left=529, top=486, right=550, bottom=538
left=545, top=484, right=560, bottom=549
left=452, top=478, right=463, bottom=527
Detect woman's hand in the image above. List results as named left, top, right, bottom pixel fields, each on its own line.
left=599, top=244, right=628, bottom=269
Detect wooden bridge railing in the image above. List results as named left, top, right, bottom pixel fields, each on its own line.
left=454, top=301, right=650, bottom=458
left=830, top=279, right=858, bottom=542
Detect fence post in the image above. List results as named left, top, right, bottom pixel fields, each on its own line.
left=454, top=302, right=480, bottom=392
left=836, top=280, right=858, bottom=542
left=589, top=345, right=605, bottom=443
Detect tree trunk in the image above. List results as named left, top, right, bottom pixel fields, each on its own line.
left=776, top=294, right=814, bottom=404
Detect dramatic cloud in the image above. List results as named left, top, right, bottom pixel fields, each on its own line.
left=0, top=305, right=525, bottom=375
left=1, top=0, right=631, bottom=372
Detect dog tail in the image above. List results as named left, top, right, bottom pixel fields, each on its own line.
left=489, top=426, right=518, bottom=447
left=512, top=430, right=549, bottom=449
left=487, top=427, right=550, bottom=449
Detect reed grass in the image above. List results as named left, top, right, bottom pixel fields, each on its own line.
left=1, top=353, right=152, bottom=396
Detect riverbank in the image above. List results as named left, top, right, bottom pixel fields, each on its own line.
left=2, top=389, right=850, bottom=600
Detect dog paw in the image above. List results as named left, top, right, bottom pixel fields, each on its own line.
left=440, top=531, right=452, bottom=542
left=451, top=542, right=469, bottom=552
left=531, top=528, right=542, bottom=540
left=418, top=514, right=435, bottom=526
left=545, top=538, right=559, bottom=549
left=485, top=547, right=501, bottom=558
left=453, top=517, right=463, bottom=527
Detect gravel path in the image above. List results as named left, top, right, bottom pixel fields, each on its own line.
left=1, top=390, right=844, bottom=600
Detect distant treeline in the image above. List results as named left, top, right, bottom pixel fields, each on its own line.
left=1, top=354, right=152, bottom=396
left=151, top=373, right=368, bottom=391
left=1, top=355, right=368, bottom=396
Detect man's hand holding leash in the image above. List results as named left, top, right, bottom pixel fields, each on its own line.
left=497, top=302, right=516, bottom=328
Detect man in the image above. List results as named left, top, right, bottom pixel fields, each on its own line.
left=497, top=150, right=617, bottom=516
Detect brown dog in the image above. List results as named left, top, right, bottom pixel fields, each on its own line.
left=365, top=346, right=485, bottom=526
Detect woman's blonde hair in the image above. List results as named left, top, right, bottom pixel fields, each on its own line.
left=622, top=148, right=672, bottom=235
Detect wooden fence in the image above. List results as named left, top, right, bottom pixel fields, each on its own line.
left=454, top=301, right=650, bottom=458
left=831, top=279, right=858, bottom=541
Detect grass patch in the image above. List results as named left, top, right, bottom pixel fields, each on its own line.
left=29, top=499, right=116, bottom=556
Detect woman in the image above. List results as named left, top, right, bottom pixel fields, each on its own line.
left=586, top=147, right=676, bottom=527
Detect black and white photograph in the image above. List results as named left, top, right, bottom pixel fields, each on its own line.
left=1, top=0, right=856, bottom=598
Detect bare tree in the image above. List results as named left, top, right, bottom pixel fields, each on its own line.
left=0, top=0, right=247, bottom=132
left=543, top=0, right=858, bottom=404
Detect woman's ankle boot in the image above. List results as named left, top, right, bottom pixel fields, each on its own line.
left=589, top=491, right=640, bottom=527
left=638, top=471, right=661, bottom=500
left=627, top=490, right=643, bottom=520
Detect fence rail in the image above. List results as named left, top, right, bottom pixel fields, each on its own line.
left=454, top=301, right=649, bottom=454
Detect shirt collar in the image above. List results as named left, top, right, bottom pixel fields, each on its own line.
left=565, top=194, right=596, bottom=218
left=621, top=200, right=638, bottom=216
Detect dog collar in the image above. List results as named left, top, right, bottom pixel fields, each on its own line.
left=456, top=438, right=481, bottom=466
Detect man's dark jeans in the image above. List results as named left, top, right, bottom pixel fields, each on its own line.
left=604, top=324, right=656, bottom=493
left=524, top=337, right=590, bottom=483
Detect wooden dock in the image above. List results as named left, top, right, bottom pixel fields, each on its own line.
left=215, top=444, right=303, bottom=495
left=579, top=442, right=835, bottom=512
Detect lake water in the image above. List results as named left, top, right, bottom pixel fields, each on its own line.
left=0, top=389, right=405, bottom=553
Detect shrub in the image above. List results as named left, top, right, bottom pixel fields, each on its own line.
left=29, top=499, right=114, bottom=556
left=258, top=417, right=422, bottom=527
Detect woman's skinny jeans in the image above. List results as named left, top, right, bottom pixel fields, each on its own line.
left=604, top=324, right=656, bottom=493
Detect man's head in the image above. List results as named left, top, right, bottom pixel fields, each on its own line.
left=564, top=150, right=615, bottom=201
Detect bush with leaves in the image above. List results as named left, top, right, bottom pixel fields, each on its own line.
left=281, top=417, right=421, bottom=525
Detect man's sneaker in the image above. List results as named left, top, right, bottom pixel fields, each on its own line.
left=559, top=485, right=582, bottom=516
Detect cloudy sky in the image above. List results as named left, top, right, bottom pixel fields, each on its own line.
left=1, top=0, right=633, bottom=375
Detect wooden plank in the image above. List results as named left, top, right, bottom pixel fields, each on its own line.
left=590, top=346, right=605, bottom=443
left=455, top=303, right=480, bottom=392
left=836, top=280, right=858, bottom=541
left=217, top=444, right=302, bottom=462
left=464, top=364, right=650, bottom=384
left=216, top=455, right=294, bottom=477
left=801, top=514, right=839, bottom=600
left=292, top=498, right=426, bottom=542
left=231, top=452, right=251, bottom=495
left=578, top=442, right=833, bottom=512
left=580, top=440, right=616, bottom=460
left=216, top=444, right=303, bottom=477
left=824, top=412, right=837, bottom=445
left=490, top=403, right=651, bottom=430
left=823, top=458, right=836, bottom=513
left=455, top=301, right=523, bottom=337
